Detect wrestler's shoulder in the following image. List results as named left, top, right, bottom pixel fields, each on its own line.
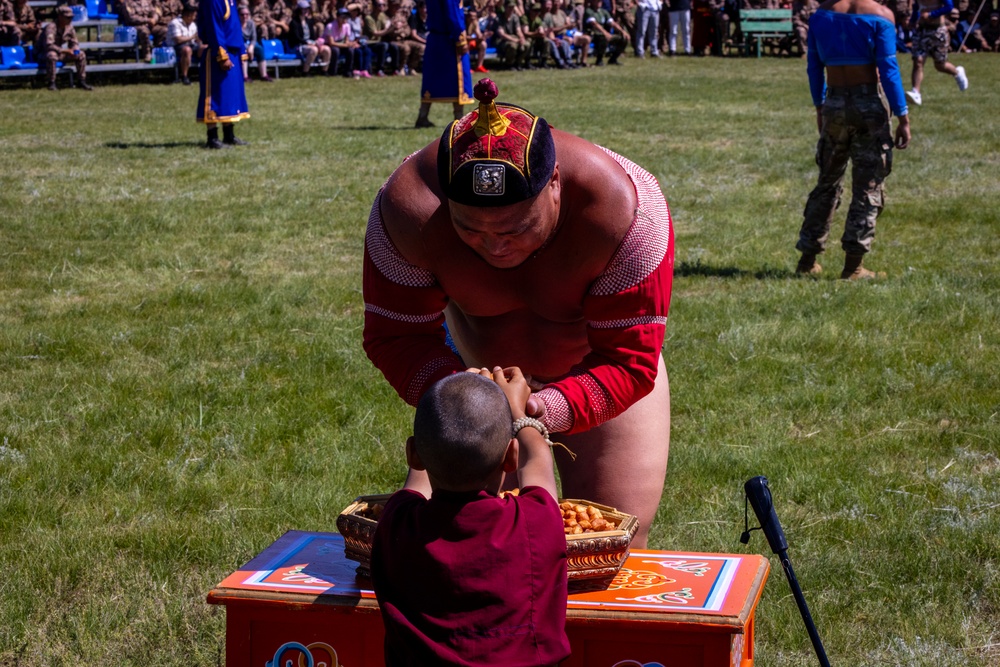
left=553, top=130, right=642, bottom=236
left=855, top=0, right=894, bottom=22
left=379, top=141, right=446, bottom=251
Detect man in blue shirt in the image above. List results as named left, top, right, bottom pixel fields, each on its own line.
left=796, top=0, right=911, bottom=280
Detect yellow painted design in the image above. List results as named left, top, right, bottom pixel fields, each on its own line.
left=473, top=99, right=510, bottom=138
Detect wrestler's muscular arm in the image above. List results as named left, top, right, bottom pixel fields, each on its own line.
left=362, top=143, right=466, bottom=406
left=533, top=133, right=674, bottom=435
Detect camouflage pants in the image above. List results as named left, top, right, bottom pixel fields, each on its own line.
left=798, top=85, right=893, bottom=256
left=46, top=50, right=87, bottom=82
left=911, top=26, right=949, bottom=64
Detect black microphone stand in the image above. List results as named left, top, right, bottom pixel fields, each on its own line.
left=741, top=476, right=831, bottom=667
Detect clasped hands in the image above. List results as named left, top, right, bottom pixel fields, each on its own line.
left=465, top=366, right=546, bottom=419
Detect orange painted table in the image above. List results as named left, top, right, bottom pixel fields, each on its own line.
left=207, top=531, right=769, bottom=667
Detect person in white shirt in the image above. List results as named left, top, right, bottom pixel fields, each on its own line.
left=166, top=4, right=199, bottom=84
left=634, top=0, right=662, bottom=56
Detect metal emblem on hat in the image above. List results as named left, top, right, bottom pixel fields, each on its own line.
left=473, top=164, right=505, bottom=196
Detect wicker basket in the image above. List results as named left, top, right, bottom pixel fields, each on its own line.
left=561, top=498, right=639, bottom=593
left=336, top=493, right=393, bottom=579
left=336, top=494, right=637, bottom=592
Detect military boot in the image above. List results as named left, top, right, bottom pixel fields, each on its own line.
left=795, top=253, right=822, bottom=276
left=840, top=253, right=883, bottom=280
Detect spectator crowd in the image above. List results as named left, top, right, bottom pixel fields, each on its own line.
left=2, top=0, right=998, bottom=85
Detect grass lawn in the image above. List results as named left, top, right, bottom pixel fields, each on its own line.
left=1, top=54, right=998, bottom=666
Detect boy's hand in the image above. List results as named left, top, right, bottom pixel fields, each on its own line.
left=491, top=366, right=531, bottom=419
left=466, top=366, right=544, bottom=419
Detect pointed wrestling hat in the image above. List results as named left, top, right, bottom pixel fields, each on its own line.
left=437, top=79, right=556, bottom=207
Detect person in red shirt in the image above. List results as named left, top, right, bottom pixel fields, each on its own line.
left=371, top=367, right=571, bottom=667
left=363, top=78, right=673, bottom=547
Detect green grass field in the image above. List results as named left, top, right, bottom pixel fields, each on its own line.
left=1, top=54, right=998, bottom=666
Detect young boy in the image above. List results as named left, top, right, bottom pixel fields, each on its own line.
left=371, top=367, right=571, bottom=667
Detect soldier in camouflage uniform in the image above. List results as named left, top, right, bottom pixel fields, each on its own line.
left=155, top=0, right=184, bottom=45
left=121, top=0, right=162, bottom=60
left=12, top=0, right=39, bottom=45
left=39, top=6, right=92, bottom=90
left=0, top=0, right=20, bottom=46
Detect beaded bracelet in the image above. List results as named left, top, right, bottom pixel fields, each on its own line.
left=512, top=417, right=576, bottom=460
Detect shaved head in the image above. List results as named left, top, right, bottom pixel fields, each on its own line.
left=413, top=373, right=513, bottom=490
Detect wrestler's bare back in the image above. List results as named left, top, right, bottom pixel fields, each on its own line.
left=378, top=128, right=639, bottom=380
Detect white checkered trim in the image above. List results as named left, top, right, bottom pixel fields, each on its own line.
left=406, top=356, right=459, bottom=406
left=365, top=190, right=437, bottom=288
left=364, top=303, right=442, bottom=324
left=575, top=369, right=617, bottom=424
left=589, top=148, right=671, bottom=297
left=536, top=387, right=573, bottom=434
left=590, top=315, right=668, bottom=329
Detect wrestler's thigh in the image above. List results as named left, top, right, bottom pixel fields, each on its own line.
left=554, top=356, right=670, bottom=548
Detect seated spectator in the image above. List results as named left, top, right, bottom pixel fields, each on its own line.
left=363, top=0, right=398, bottom=76
left=240, top=3, right=274, bottom=80
left=13, top=0, right=39, bottom=46
left=405, top=0, right=428, bottom=72
left=465, top=7, right=489, bottom=72
left=584, top=0, right=627, bottom=64
left=983, top=12, right=1000, bottom=50
left=567, top=0, right=593, bottom=64
left=325, top=6, right=368, bottom=76
left=121, top=0, right=162, bottom=61
left=39, top=6, right=92, bottom=90
left=496, top=0, right=530, bottom=68
left=525, top=1, right=568, bottom=66
left=316, top=0, right=337, bottom=30
left=616, top=0, right=636, bottom=42
left=250, top=0, right=279, bottom=39
left=957, top=8, right=988, bottom=51
left=0, top=0, right=21, bottom=47
left=166, top=4, right=199, bottom=84
left=347, top=2, right=374, bottom=73
left=155, top=0, right=184, bottom=47
left=478, top=0, right=500, bottom=47
left=268, top=0, right=292, bottom=38
left=383, top=0, right=418, bottom=74
left=289, top=0, right=332, bottom=73
left=542, top=0, right=578, bottom=65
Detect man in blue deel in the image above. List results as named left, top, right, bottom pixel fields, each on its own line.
left=413, top=0, right=474, bottom=129
left=197, top=0, right=250, bottom=149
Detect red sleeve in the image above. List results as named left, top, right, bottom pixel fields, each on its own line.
left=362, top=188, right=465, bottom=406
left=535, top=149, right=674, bottom=435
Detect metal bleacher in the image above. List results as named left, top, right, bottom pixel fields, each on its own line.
left=1, top=2, right=183, bottom=84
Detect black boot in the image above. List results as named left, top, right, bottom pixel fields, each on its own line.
left=222, top=123, right=248, bottom=146
left=205, top=127, right=224, bottom=149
